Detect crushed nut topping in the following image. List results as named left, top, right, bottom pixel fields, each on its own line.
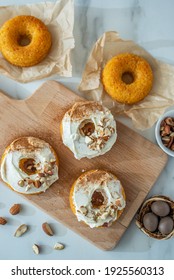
left=78, top=119, right=115, bottom=151
left=17, top=159, right=56, bottom=192
left=18, top=180, right=24, bottom=187
left=40, top=177, right=46, bottom=183
left=80, top=206, right=88, bottom=215
left=25, top=185, right=31, bottom=192
left=34, top=180, right=41, bottom=188
left=38, top=173, right=45, bottom=177
left=50, top=158, right=56, bottom=164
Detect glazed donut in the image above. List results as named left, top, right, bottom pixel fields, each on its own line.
left=102, top=53, right=153, bottom=104
left=69, top=170, right=126, bottom=228
left=61, top=101, right=117, bottom=159
left=0, top=137, right=59, bottom=194
left=0, top=15, right=52, bottom=67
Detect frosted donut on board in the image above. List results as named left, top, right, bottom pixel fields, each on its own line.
left=69, top=169, right=126, bottom=228
left=61, top=101, right=117, bottom=159
left=0, top=137, right=59, bottom=194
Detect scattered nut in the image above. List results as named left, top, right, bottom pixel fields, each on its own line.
left=0, top=217, right=7, bottom=225
left=54, top=242, right=65, bottom=250
left=14, top=224, right=28, bottom=237
left=10, top=204, right=21, bottom=215
left=32, top=244, right=40, bottom=255
left=42, top=222, right=54, bottom=236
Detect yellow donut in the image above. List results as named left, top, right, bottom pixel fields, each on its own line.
left=102, top=53, right=153, bottom=105
left=0, top=15, right=52, bottom=67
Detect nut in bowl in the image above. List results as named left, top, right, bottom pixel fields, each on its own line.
left=155, top=110, right=174, bottom=157
left=136, top=195, right=174, bottom=240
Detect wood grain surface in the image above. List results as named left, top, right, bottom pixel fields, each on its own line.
left=0, top=81, right=168, bottom=250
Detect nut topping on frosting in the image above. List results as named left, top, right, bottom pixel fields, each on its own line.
left=18, top=179, right=24, bottom=187
left=1, top=137, right=59, bottom=194
left=34, top=180, right=41, bottom=189
left=62, top=101, right=117, bottom=159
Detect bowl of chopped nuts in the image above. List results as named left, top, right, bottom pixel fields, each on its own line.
left=155, top=110, right=174, bottom=157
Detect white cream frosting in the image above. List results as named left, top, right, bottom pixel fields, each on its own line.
left=1, top=137, right=59, bottom=194
left=62, top=102, right=117, bottom=159
left=72, top=170, right=126, bottom=228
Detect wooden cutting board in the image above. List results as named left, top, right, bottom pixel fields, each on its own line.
left=0, top=81, right=168, bottom=250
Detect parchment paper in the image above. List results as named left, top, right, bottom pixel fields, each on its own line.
left=79, top=31, right=174, bottom=130
left=0, top=0, right=74, bottom=83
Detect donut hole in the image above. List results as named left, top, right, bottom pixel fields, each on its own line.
left=79, top=119, right=95, bottom=136
left=19, top=158, right=37, bottom=175
left=121, top=72, right=134, bottom=84
left=18, top=34, right=32, bottom=46
left=91, top=190, right=105, bottom=208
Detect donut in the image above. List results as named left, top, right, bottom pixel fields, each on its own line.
left=0, top=137, right=59, bottom=194
left=0, top=15, right=52, bottom=67
left=102, top=53, right=153, bottom=104
left=61, top=101, right=117, bottom=159
left=69, top=170, right=126, bottom=228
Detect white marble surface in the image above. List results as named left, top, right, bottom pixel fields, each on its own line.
left=0, top=0, right=174, bottom=260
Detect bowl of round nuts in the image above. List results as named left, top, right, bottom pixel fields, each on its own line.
left=155, top=110, right=174, bottom=157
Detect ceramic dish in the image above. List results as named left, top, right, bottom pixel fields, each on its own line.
left=155, top=109, right=174, bottom=157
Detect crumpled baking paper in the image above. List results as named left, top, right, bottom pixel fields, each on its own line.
left=0, top=0, right=74, bottom=83
left=79, top=31, right=174, bottom=130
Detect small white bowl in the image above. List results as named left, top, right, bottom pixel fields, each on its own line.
left=155, top=110, right=174, bottom=157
